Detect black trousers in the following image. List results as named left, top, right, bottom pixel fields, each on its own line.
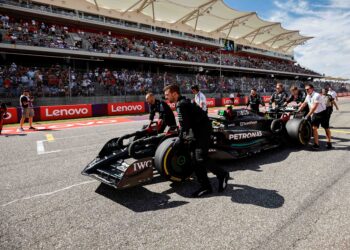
left=192, top=125, right=227, bottom=187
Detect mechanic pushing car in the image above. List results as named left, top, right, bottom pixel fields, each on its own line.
left=246, top=88, right=264, bottom=114
left=269, top=83, right=288, bottom=109
left=298, top=84, right=331, bottom=149
left=146, top=92, right=177, bottom=133
left=164, top=84, right=229, bottom=197
left=285, top=85, right=309, bottom=116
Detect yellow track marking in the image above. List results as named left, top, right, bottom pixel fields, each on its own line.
left=46, top=134, right=55, bottom=142
left=331, top=130, right=350, bottom=134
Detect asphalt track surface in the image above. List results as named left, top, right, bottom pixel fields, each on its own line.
left=1, top=99, right=350, bottom=250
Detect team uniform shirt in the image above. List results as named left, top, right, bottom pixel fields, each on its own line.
left=176, top=96, right=210, bottom=142
left=269, top=91, right=288, bottom=108
left=247, top=94, right=263, bottom=112
left=148, top=99, right=176, bottom=128
left=286, top=91, right=306, bottom=104
left=328, top=90, right=337, bottom=99
left=194, top=91, right=207, bottom=112
left=305, top=91, right=326, bottom=114
left=322, top=94, right=334, bottom=115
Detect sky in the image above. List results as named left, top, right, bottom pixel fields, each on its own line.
left=224, top=0, right=350, bottom=79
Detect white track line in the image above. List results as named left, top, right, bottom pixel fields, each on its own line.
left=36, top=140, right=61, bottom=155
left=1, top=180, right=97, bottom=207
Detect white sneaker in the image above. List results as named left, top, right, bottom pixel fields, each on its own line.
left=17, top=128, right=24, bottom=132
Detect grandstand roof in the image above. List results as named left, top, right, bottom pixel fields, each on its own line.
left=35, top=0, right=312, bottom=54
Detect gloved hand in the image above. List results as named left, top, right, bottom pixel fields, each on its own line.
left=303, top=115, right=309, bottom=120
left=172, top=137, right=183, bottom=150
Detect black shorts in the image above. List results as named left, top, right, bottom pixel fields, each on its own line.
left=311, top=110, right=329, bottom=129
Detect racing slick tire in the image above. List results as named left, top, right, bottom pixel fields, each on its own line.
left=271, top=119, right=283, bottom=134
left=154, top=138, right=193, bottom=182
left=285, top=118, right=311, bottom=146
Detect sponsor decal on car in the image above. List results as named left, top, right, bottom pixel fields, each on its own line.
left=41, top=104, right=92, bottom=120
left=229, top=131, right=263, bottom=140
left=108, top=102, right=145, bottom=115
left=133, top=159, right=153, bottom=172
left=240, top=121, right=258, bottom=126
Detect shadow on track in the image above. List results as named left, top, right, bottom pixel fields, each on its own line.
left=95, top=183, right=189, bottom=212
left=164, top=182, right=285, bottom=209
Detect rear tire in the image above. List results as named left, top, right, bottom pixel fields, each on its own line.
left=154, top=138, right=193, bottom=182
left=286, top=118, right=311, bottom=146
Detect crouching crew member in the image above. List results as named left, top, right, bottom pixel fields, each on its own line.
left=298, top=84, right=332, bottom=149
left=146, top=92, right=177, bottom=132
left=269, top=83, right=288, bottom=109
left=246, top=88, right=264, bottom=114
left=164, top=84, right=229, bottom=197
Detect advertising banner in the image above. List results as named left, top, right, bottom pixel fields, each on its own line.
left=108, top=102, right=145, bottom=115
left=40, top=104, right=92, bottom=121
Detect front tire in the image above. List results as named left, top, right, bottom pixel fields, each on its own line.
left=154, top=138, right=193, bottom=182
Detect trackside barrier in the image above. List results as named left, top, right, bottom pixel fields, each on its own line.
left=3, top=93, right=350, bottom=124
left=3, top=107, right=18, bottom=124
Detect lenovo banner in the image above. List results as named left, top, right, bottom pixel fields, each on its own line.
left=108, top=102, right=145, bottom=115
left=40, top=104, right=92, bottom=121
left=206, top=98, right=216, bottom=108
left=262, top=96, right=271, bottom=103
left=3, top=107, right=18, bottom=124
left=221, top=98, right=234, bottom=106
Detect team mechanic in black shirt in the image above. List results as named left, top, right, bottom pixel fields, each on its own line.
left=246, top=88, right=264, bottom=114
left=269, top=83, right=288, bottom=109
left=164, top=84, right=229, bottom=197
left=284, top=85, right=309, bottom=115
left=145, top=92, right=176, bottom=132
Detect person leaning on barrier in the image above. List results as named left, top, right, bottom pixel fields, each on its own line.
left=145, top=92, right=177, bottom=132
left=269, top=83, right=288, bottom=109
left=246, top=88, right=264, bottom=114
left=298, top=84, right=332, bottom=149
left=191, top=85, right=207, bottom=113
left=164, top=84, right=229, bottom=198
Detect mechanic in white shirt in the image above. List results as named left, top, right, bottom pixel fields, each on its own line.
left=328, top=87, right=338, bottom=101
left=191, top=85, right=207, bottom=113
left=298, top=84, right=332, bottom=149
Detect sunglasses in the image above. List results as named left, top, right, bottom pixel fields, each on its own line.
left=305, top=88, right=311, bottom=91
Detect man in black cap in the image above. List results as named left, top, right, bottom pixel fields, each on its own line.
left=246, top=88, right=264, bottom=114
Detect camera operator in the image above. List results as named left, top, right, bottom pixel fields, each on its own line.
left=19, top=89, right=35, bottom=131
left=145, top=92, right=176, bottom=132
left=164, top=84, right=229, bottom=198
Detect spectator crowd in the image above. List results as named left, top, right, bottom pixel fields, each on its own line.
left=1, top=62, right=348, bottom=99
left=1, top=15, right=320, bottom=75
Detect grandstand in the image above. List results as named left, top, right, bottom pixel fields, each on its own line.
left=0, top=0, right=348, bottom=106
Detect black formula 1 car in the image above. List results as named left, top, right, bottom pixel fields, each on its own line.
left=82, top=106, right=311, bottom=189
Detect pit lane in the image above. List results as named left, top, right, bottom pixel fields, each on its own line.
left=1, top=99, right=349, bottom=249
